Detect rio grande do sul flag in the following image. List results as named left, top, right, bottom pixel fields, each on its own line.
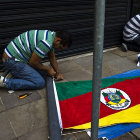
left=55, top=69, right=140, bottom=129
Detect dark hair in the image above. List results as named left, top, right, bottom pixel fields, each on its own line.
left=55, top=30, right=72, bottom=48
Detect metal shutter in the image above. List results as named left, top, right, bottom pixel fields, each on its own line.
left=131, top=0, right=140, bottom=17
left=0, top=0, right=131, bottom=59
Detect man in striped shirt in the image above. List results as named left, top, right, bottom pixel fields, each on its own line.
left=121, top=13, right=140, bottom=52
left=0, top=30, right=72, bottom=90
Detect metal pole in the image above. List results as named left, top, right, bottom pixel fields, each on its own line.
left=91, top=0, right=105, bottom=140
left=46, top=76, right=62, bottom=140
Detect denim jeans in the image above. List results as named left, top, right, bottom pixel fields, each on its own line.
left=3, top=59, right=45, bottom=90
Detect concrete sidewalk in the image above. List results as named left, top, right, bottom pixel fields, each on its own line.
left=0, top=47, right=140, bottom=140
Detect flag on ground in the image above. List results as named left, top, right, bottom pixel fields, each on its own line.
left=55, top=69, right=140, bottom=129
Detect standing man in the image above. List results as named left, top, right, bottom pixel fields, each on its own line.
left=0, top=30, right=72, bottom=90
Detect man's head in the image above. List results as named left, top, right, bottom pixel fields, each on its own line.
left=53, top=30, right=72, bottom=51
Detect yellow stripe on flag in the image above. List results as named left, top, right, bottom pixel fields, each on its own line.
left=68, top=104, right=140, bottom=129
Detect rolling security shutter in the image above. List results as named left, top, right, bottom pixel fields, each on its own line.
left=104, top=0, right=131, bottom=49
left=131, top=0, right=140, bottom=17
left=0, top=0, right=131, bottom=60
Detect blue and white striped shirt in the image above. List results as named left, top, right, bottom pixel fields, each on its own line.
left=123, top=14, right=140, bottom=41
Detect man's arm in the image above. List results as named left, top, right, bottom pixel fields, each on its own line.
left=48, top=51, right=64, bottom=81
left=29, top=52, right=56, bottom=77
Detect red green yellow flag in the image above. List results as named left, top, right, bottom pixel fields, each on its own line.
left=55, top=69, right=140, bottom=129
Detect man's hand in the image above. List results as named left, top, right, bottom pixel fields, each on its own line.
left=48, top=51, right=64, bottom=81
left=55, top=73, right=64, bottom=81
left=29, top=52, right=56, bottom=77
left=47, top=68, right=56, bottom=77
left=29, top=52, right=64, bottom=79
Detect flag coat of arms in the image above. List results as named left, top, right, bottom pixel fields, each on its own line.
left=55, top=69, right=140, bottom=129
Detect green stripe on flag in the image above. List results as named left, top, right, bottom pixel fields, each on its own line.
left=56, top=76, right=139, bottom=101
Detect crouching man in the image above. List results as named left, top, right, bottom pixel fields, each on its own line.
left=0, top=30, right=72, bottom=90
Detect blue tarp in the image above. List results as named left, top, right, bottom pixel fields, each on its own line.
left=98, top=123, right=140, bottom=139
left=105, top=69, right=140, bottom=79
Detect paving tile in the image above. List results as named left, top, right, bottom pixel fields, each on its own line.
left=62, top=129, right=78, bottom=140
left=0, top=89, right=41, bottom=109
left=110, top=47, right=137, bottom=57
left=11, top=138, right=18, bottom=140
left=0, top=96, right=6, bottom=112
left=63, top=69, right=92, bottom=81
left=131, top=127, right=140, bottom=139
left=81, top=64, right=114, bottom=78
left=82, top=66, right=93, bottom=74
left=18, top=126, right=49, bottom=140
left=73, top=55, right=93, bottom=67
left=80, top=52, right=137, bottom=78
left=62, top=130, right=90, bottom=140
left=73, top=132, right=90, bottom=140
left=6, top=98, right=48, bottom=137
left=71, top=50, right=138, bottom=79
left=102, top=52, right=137, bottom=78
left=112, top=132, right=137, bottom=140
left=58, top=60, right=82, bottom=73
left=62, top=134, right=76, bottom=140
left=127, top=54, right=138, bottom=64
left=0, top=112, right=16, bottom=140
left=37, top=88, right=47, bottom=98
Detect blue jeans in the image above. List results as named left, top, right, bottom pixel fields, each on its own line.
left=3, top=59, right=45, bottom=90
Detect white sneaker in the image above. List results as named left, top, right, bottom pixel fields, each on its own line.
left=0, top=76, right=6, bottom=87
left=137, top=62, right=140, bottom=67
left=137, top=54, right=140, bottom=67
left=137, top=53, right=140, bottom=67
